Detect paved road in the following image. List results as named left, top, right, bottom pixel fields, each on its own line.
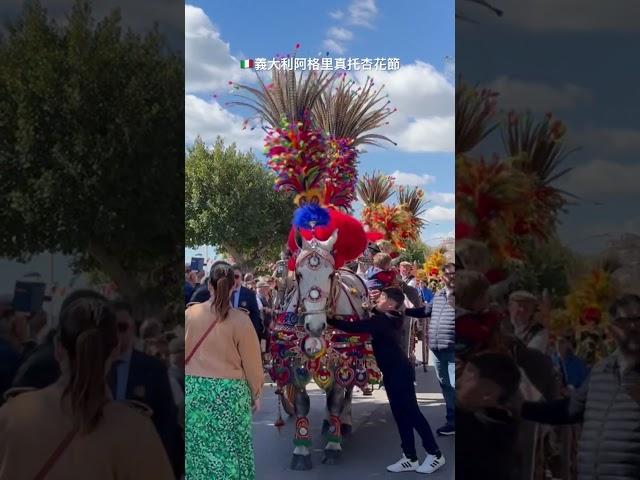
left=252, top=342, right=455, bottom=479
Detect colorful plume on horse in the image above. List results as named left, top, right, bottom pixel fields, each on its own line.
left=264, top=118, right=328, bottom=194
left=292, top=203, right=331, bottom=230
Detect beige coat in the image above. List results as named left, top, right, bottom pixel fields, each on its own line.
left=0, top=382, right=173, bottom=480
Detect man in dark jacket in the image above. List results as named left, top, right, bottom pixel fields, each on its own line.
left=519, top=294, right=640, bottom=480
left=230, top=266, right=263, bottom=339
left=109, top=302, right=181, bottom=478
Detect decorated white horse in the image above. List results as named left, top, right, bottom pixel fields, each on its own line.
left=270, top=228, right=381, bottom=469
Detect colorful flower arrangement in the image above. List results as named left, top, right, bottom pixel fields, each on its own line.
left=423, top=248, right=447, bottom=278
left=549, top=265, right=618, bottom=366
left=357, top=172, right=428, bottom=252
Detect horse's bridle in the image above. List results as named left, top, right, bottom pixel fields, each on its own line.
left=294, top=240, right=336, bottom=318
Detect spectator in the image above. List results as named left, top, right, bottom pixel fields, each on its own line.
left=552, top=334, right=589, bottom=391
left=0, top=307, right=28, bottom=399
left=184, top=270, right=197, bottom=306
left=185, top=263, right=263, bottom=479
left=22, top=310, right=48, bottom=357
left=517, top=293, right=640, bottom=480
left=508, top=290, right=549, bottom=353
left=457, top=352, right=523, bottom=480
left=426, top=263, right=456, bottom=436
left=140, top=317, right=163, bottom=345
left=108, top=302, right=181, bottom=478
left=399, top=261, right=417, bottom=288
left=328, top=288, right=445, bottom=474
left=231, top=266, right=263, bottom=339
left=169, top=337, right=185, bottom=393
left=366, top=252, right=396, bottom=292
left=244, top=273, right=255, bottom=291
left=188, top=260, right=231, bottom=305
left=0, top=291, right=173, bottom=479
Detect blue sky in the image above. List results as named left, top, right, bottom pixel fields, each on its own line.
left=457, top=0, right=640, bottom=255
left=185, top=0, right=455, bottom=261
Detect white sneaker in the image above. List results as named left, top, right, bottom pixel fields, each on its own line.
left=416, top=452, right=445, bottom=474
left=386, top=455, right=419, bottom=472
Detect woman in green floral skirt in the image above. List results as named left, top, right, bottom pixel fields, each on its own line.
left=185, top=263, right=264, bottom=479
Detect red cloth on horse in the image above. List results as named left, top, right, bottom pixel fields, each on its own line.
left=287, top=207, right=367, bottom=270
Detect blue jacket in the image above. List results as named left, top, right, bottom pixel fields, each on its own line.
left=552, top=352, right=589, bottom=389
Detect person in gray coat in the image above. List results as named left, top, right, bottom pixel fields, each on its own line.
left=425, top=263, right=456, bottom=436
left=517, top=293, right=640, bottom=480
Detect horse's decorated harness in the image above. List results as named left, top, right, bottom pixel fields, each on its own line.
left=269, top=244, right=382, bottom=391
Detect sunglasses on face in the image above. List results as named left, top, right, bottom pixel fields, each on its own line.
left=234, top=274, right=241, bottom=279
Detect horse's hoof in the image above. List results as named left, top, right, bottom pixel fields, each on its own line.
left=341, top=424, right=352, bottom=438
left=322, top=449, right=342, bottom=465
left=290, top=454, right=312, bottom=471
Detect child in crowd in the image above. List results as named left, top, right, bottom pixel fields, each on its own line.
left=365, top=252, right=398, bottom=291
left=327, top=287, right=445, bottom=474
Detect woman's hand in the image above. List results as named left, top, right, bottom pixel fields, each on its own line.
left=252, top=397, right=261, bottom=414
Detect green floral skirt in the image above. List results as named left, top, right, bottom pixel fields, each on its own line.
left=185, top=376, right=255, bottom=480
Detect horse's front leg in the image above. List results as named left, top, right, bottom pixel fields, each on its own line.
left=322, top=383, right=345, bottom=465
left=340, top=386, right=354, bottom=437
left=290, top=387, right=313, bottom=471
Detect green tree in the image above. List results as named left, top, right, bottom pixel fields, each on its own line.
left=398, top=239, right=432, bottom=265
left=0, top=1, right=183, bottom=313
left=185, top=137, right=295, bottom=271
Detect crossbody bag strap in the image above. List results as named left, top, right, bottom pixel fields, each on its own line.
left=185, top=319, right=219, bottom=365
left=33, top=427, right=78, bottom=480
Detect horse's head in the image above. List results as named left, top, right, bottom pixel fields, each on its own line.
left=294, top=228, right=338, bottom=337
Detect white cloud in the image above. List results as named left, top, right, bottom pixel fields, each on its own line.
left=323, top=24, right=354, bottom=55
left=355, top=61, right=455, bottom=153
left=185, top=94, right=262, bottom=152
left=389, top=171, right=436, bottom=186
left=423, top=206, right=455, bottom=222
left=391, top=116, right=455, bottom=153
left=561, top=158, right=640, bottom=196
left=185, top=5, right=252, bottom=94
left=330, top=10, right=345, bottom=20
left=423, top=230, right=455, bottom=247
left=323, top=38, right=347, bottom=55
left=425, top=192, right=455, bottom=204
left=489, top=76, right=592, bottom=112
left=328, top=27, right=354, bottom=42
left=348, top=0, right=378, bottom=27
left=578, top=128, right=640, bottom=153
left=493, top=0, right=640, bottom=32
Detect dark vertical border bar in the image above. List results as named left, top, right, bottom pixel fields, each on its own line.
left=456, top=1, right=640, bottom=479
left=0, top=0, right=184, bottom=478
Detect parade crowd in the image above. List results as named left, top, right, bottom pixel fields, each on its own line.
left=0, top=280, right=185, bottom=479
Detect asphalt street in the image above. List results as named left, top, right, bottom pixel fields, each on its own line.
left=252, top=342, right=455, bottom=479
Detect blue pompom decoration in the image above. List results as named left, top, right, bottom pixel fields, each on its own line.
left=293, top=203, right=330, bottom=230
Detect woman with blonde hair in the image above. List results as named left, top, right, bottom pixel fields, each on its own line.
left=185, top=262, right=264, bottom=479
left=0, top=290, right=173, bottom=479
